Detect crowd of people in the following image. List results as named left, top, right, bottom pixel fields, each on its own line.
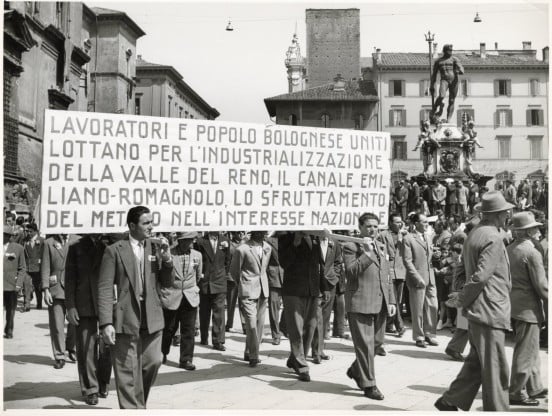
left=2, top=186, right=548, bottom=410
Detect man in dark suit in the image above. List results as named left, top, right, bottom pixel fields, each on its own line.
left=196, top=231, right=232, bottom=350
left=394, top=181, right=409, bottom=220
left=226, top=231, right=246, bottom=333
left=3, top=226, right=26, bottom=338
left=402, top=213, right=438, bottom=348
left=311, top=235, right=342, bottom=363
left=66, top=234, right=112, bottom=405
left=266, top=234, right=285, bottom=345
left=280, top=231, right=328, bottom=382
left=507, top=212, right=548, bottom=406
left=98, top=206, right=175, bottom=409
left=435, top=191, right=514, bottom=411
left=23, top=223, right=44, bottom=309
left=42, top=233, right=79, bottom=368
left=230, top=231, right=271, bottom=367
left=343, top=213, right=396, bottom=400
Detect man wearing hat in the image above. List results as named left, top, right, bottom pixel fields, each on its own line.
left=507, top=212, right=548, bottom=406
left=435, top=191, right=513, bottom=411
left=159, top=231, right=202, bottom=371
left=3, top=226, right=26, bottom=338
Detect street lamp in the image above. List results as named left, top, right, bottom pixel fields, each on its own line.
left=424, top=31, right=435, bottom=109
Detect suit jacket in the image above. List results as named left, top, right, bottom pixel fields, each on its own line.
left=343, top=240, right=395, bottom=314
left=319, top=238, right=343, bottom=287
left=447, top=184, right=458, bottom=204
left=456, top=186, right=469, bottom=206
left=97, top=237, right=175, bottom=335
left=41, top=235, right=80, bottom=300
left=4, top=242, right=26, bottom=291
left=23, top=236, right=44, bottom=273
left=507, top=238, right=548, bottom=324
left=159, top=247, right=202, bottom=310
left=459, top=222, right=511, bottom=330
left=379, top=230, right=406, bottom=281
left=280, top=233, right=328, bottom=297
left=395, top=186, right=408, bottom=206
left=229, top=240, right=271, bottom=299
left=196, top=236, right=231, bottom=295
left=265, top=236, right=284, bottom=288
left=402, top=232, right=435, bottom=287
left=65, top=236, right=106, bottom=317
left=432, top=184, right=447, bottom=204
left=504, top=184, right=517, bottom=204
left=468, top=183, right=480, bottom=205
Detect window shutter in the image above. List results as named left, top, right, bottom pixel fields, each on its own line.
left=389, top=110, right=394, bottom=127
left=389, top=81, right=394, bottom=97
left=538, top=110, right=544, bottom=126
left=494, top=111, right=499, bottom=128
left=506, top=80, right=512, bottom=97
left=420, top=109, right=426, bottom=122
left=526, top=109, right=532, bottom=126
left=457, top=110, right=462, bottom=126
left=401, top=109, right=406, bottom=126
left=468, top=109, right=475, bottom=123
left=530, top=79, right=538, bottom=96
left=419, top=80, right=425, bottom=97
left=494, top=80, right=499, bottom=97
left=401, top=80, right=406, bottom=97
left=507, top=109, right=513, bottom=127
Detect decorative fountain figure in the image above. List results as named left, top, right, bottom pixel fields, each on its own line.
left=461, top=120, right=484, bottom=177
left=413, top=120, right=441, bottom=177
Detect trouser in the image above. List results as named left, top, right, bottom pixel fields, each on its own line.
left=48, top=298, right=76, bottom=360
left=4, top=291, right=17, bottom=336
left=375, top=303, right=387, bottom=349
left=442, top=321, right=509, bottom=411
left=225, top=281, right=240, bottom=330
left=268, top=287, right=284, bottom=340
left=400, top=205, right=407, bottom=221
left=311, top=287, right=335, bottom=358
left=446, top=328, right=469, bottom=354
left=387, top=280, right=405, bottom=331
left=162, top=297, right=197, bottom=363
left=282, top=295, right=318, bottom=374
left=408, top=283, right=438, bottom=341
left=76, top=317, right=112, bottom=396
left=22, top=274, right=33, bottom=309
left=111, top=330, right=162, bottom=409
left=239, top=293, right=268, bottom=360
left=29, top=272, right=43, bottom=309
left=199, top=292, right=226, bottom=345
left=332, top=292, right=346, bottom=336
left=509, top=319, right=544, bottom=401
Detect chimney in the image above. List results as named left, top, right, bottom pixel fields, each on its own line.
left=543, top=46, right=549, bottom=63
left=333, top=74, right=346, bottom=92
left=494, top=42, right=498, bottom=50
left=376, top=48, right=382, bottom=64
left=480, top=43, right=486, bottom=58
left=522, top=41, right=532, bottom=50
left=433, top=42, right=439, bottom=59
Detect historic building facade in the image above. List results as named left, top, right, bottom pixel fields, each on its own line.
left=135, top=56, right=219, bottom=120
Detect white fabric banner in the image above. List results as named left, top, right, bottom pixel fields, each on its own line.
left=41, top=109, right=390, bottom=233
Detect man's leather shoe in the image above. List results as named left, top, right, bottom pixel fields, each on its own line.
left=53, top=359, right=65, bottom=369
left=3, top=334, right=13, bottom=339
left=312, top=356, right=321, bottom=364
left=510, top=397, right=540, bottom=406
left=244, top=353, right=250, bottom=362
left=200, top=340, right=208, bottom=345
left=272, top=338, right=280, bottom=345
left=286, top=358, right=299, bottom=373
left=98, top=385, right=108, bottom=398
left=320, top=353, right=330, bottom=360
left=346, top=367, right=361, bottom=389
left=298, top=372, right=310, bottom=382
left=530, top=388, right=548, bottom=399
left=85, top=393, right=99, bottom=406
left=213, top=343, right=226, bottom=351
left=424, top=337, right=439, bottom=346
left=24, top=307, right=30, bottom=312
left=434, top=396, right=458, bottom=411
left=364, top=386, right=384, bottom=400
left=249, top=359, right=261, bottom=367
left=396, top=327, right=406, bottom=337
left=162, top=354, right=167, bottom=364
left=375, top=347, right=387, bottom=356
left=445, top=349, right=464, bottom=362
left=68, top=351, right=77, bottom=362
left=415, top=340, right=427, bottom=348
left=179, top=361, right=196, bottom=371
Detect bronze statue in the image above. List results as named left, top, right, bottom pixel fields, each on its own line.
left=461, top=120, right=483, bottom=177
left=414, top=120, right=440, bottom=176
left=430, top=44, right=465, bottom=123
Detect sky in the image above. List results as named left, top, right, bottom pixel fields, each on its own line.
left=87, top=0, right=550, bottom=124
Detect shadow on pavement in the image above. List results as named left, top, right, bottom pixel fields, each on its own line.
left=34, top=323, right=50, bottom=330
left=388, top=349, right=448, bottom=359
left=4, top=354, right=55, bottom=367
left=354, top=404, right=404, bottom=411
left=4, top=380, right=82, bottom=403
left=43, top=404, right=111, bottom=409
left=406, top=384, right=447, bottom=395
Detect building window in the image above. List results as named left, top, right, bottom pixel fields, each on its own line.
left=389, top=80, right=405, bottom=97
left=419, top=79, right=430, bottom=97
left=168, top=97, right=172, bottom=117
left=321, top=113, right=330, bottom=128
left=494, top=108, right=512, bottom=128
left=354, top=114, right=364, bottom=130
left=389, top=109, right=406, bottom=127
left=494, top=79, right=511, bottom=96
left=526, top=109, right=544, bottom=126
left=391, top=136, right=407, bottom=160
left=530, top=79, right=540, bottom=96
left=457, top=108, right=475, bottom=126
left=528, top=136, right=543, bottom=159
left=497, top=136, right=511, bottom=159
left=419, top=108, right=431, bottom=122
left=179, top=107, right=183, bottom=118
left=135, top=97, right=141, bottom=115
left=184, top=110, right=189, bottom=118
left=190, top=114, right=194, bottom=119
left=289, top=114, right=297, bottom=126
left=460, top=79, right=469, bottom=97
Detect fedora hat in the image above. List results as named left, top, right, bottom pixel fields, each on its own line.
left=511, top=212, right=542, bottom=230
left=175, top=231, right=198, bottom=240
left=474, top=191, right=515, bottom=213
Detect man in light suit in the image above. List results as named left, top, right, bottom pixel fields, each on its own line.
left=230, top=231, right=271, bottom=367
left=3, top=226, right=26, bottom=338
left=402, top=213, right=438, bottom=348
left=98, top=206, right=175, bottom=409
left=196, top=232, right=232, bottom=351
left=159, top=232, right=202, bottom=371
left=266, top=234, right=285, bottom=345
left=66, top=234, right=112, bottom=405
left=311, top=235, right=342, bottom=363
left=343, top=213, right=396, bottom=400
left=507, top=212, right=548, bottom=406
left=435, top=191, right=514, bottom=411
left=42, top=233, right=79, bottom=368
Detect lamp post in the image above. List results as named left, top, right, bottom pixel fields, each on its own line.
left=425, top=31, right=435, bottom=109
